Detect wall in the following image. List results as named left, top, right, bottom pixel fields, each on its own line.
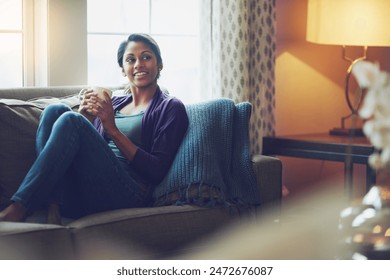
left=47, top=0, right=87, bottom=86
left=275, top=0, right=390, bottom=199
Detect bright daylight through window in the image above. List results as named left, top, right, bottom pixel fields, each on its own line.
left=0, top=0, right=23, bottom=87
left=0, top=0, right=200, bottom=102
left=87, top=0, right=200, bottom=103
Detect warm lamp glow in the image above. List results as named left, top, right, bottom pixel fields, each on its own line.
left=306, top=0, right=390, bottom=136
left=306, top=0, right=390, bottom=46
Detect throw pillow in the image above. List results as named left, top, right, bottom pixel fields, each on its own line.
left=27, top=94, right=80, bottom=110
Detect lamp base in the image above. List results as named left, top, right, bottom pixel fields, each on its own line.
left=329, top=127, right=365, bottom=137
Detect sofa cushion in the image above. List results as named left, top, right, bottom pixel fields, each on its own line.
left=0, top=95, right=79, bottom=209
left=68, top=204, right=245, bottom=259
left=0, top=221, right=74, bottom=259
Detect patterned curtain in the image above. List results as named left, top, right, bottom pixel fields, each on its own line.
left=200, top=0, right=276, bottom=155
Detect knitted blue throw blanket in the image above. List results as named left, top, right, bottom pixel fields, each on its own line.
left=153, top=98, right=260, bottom=206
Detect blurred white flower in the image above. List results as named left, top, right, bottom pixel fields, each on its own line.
left=352, top=61, right=390, bottom=169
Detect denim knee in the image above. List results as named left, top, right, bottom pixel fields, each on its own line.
left=40, top=104, right=72, bottom=121
left=55, top=111, right=90, bottom=132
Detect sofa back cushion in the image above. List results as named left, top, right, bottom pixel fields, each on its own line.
left=0, top=95, right=79, bottom=209
left=0, top=100, right=41, bottom=208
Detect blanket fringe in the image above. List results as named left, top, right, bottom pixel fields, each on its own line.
left=153, top=182, right=257, bottom=217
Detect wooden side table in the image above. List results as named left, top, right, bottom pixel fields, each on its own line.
left=262, top=133, right=376, bottom=197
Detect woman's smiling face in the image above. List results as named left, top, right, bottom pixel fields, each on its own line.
left=122, top=41, right=161, bottom=89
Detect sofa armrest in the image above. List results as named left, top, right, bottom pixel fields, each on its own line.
left=252, top=154, right=282, bottom=213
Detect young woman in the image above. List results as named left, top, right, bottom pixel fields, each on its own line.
left=0, top=33, right=189, bottom=222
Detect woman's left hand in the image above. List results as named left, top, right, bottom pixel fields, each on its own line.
left=85, top=92, right=117, bottom=134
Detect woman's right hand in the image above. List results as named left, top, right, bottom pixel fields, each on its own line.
left=78, top=88, right=97, bottom=122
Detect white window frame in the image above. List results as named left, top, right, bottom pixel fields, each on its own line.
left=23, top=0, right=35, bottom=86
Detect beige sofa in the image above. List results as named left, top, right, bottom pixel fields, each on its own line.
left=0, top=86, right=282, bottom=259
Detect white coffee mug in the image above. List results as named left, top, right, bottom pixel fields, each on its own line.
left=79, top=86, right=112, bottom=103
left=92, top=86, right=113, bottom=100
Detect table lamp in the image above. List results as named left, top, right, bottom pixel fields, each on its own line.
left=306, top=0, right=390, bottom=136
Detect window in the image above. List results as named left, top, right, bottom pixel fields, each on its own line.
left=0, top=0, right=201, bottom=98
left=87, top=0, right=200, bottom=103
left=0, top=0, right=23, bottom=87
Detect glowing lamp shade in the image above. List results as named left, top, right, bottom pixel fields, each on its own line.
left=306, top=0, right=390, bottom=136
left=306, top=0, right=390, bottom=47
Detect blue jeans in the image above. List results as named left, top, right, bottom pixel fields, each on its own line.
left=11, top=104, right=150, bottom=218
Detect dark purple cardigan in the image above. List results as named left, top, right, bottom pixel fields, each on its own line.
left=93, top=87, right=189, bottom=185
